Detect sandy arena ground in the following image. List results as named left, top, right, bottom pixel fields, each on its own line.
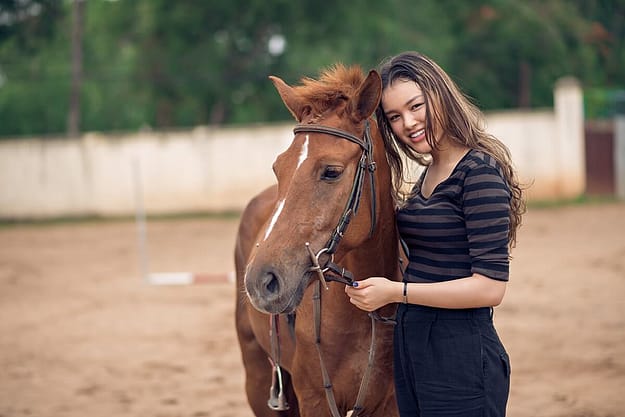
left=0, top=202, right=624, bottom=417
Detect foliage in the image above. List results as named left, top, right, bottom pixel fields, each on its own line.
left=0, top=0, right=623, bottom=137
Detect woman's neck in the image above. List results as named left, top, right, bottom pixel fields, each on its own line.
left=430, top=141, right=470, bottom=168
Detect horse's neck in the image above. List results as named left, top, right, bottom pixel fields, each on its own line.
left=331, top=194, right=400, bottom=288
left=363, top=129, right=400, bottom=279
left=352, top=210, right=399, bottom=278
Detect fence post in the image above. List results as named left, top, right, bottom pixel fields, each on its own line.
left=554, top=77, right=585, bottom=198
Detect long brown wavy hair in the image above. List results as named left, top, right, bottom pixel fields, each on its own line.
left=375, top=51, right=526, bottom=249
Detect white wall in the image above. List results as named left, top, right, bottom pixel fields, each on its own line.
left=0, top=78, right=585, bottom=219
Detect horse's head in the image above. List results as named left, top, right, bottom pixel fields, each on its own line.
left=244, top=65, right=385, bottom=314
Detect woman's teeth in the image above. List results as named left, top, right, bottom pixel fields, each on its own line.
left=410, top=129, right=424, bottom=138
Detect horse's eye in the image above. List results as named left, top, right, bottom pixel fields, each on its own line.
left=321, top=166, right=343, bottom=181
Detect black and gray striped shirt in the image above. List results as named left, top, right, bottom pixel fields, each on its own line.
left=397, top=149, right=511, bottom=283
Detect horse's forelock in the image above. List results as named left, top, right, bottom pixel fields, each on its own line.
left=294, top=65, right=365, bottom=116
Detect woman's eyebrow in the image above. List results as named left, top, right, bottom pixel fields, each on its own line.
left=384, top=94, right=423, bottom=116
left=404, top=94, right=423, bottom=106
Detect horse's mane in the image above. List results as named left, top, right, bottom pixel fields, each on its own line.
left=293, top=64, right=366, bottom=119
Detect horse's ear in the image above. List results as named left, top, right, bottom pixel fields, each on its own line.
left=269, top=75, right=305, bottom=122
left=351, top=70, right=382, bottom=121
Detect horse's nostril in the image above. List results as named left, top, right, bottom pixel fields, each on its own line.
left=263, top=271, right=280, bottom=295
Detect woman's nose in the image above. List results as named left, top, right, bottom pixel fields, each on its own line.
left=404, top=114, right=417, bottom=129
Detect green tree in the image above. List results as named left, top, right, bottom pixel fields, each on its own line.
left=0, top=0, right=623, bottom=137
left=442, top=0, right=599, bottom=109
left=0, top=0, right=67, bottom=136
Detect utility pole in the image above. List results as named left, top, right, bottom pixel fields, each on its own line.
left=67, top=0, right=85, bottom=138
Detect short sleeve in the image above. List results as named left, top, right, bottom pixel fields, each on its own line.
left=462, top=163, right=511, bottom=281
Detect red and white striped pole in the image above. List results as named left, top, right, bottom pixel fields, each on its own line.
left=146, top=271, right=235, bottom=285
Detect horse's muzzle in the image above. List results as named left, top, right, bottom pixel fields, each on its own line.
left=244, top=265, right=302, bottom=314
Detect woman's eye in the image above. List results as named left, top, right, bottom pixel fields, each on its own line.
left=411, top=102, right=423, bottom=111
left=321, top=166, right=343, bottom=181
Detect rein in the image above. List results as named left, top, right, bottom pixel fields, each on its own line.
left=267, top=119, right=394, bottom=416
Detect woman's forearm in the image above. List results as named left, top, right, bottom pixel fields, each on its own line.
left=402, top=274, right=507, bottom=309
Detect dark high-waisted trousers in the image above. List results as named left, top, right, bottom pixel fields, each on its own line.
left=393, top=303, right=510, bottom=417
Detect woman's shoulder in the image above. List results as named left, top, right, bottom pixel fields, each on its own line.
left=458, top=149, right=500, bottom=170
left=456, top=149, right=510, bottom=204
left=456, top=149, right=505, bottom=180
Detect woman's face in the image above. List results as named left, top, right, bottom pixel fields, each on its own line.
left=381, top=79, right=435, bottom=154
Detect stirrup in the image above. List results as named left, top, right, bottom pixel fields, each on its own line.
left=268, top=363, right=290, bottom=411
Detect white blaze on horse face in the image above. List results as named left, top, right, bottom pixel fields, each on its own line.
left=263, top=138, right=307, bottom=242
left=263, top=198, right=285, bottom=241
left=296, top=136, right=309, bottom=170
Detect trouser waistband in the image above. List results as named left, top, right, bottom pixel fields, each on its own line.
left=397, top=304, right=493, bottom=320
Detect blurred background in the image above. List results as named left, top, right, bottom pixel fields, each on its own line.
left=1, top=0, right=623, bottom=135
left=1, top=0, right=625, bottom=221
left=0, top=0, right=624, bottom=220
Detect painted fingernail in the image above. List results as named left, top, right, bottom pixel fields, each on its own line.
left=352, top=282, right=359, bottom=287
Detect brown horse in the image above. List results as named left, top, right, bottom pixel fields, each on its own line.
left=234, top=65, right=402, bottom=417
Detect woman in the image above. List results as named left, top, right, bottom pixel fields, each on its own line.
left=345, top=51, right=525, bottom=416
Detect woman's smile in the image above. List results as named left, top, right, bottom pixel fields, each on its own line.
left=408, top=128, right=426, bottom=143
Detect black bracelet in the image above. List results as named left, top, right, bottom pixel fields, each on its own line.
left=403, top=281, right=408, bottom=304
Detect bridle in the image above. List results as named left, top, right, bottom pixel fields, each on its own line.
left=294, top=120, right=377, bottom=288
left=267, top=119, right=395, bottom=417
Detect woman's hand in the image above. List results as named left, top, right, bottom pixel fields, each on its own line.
left=344, top=277, right=401, bottom=312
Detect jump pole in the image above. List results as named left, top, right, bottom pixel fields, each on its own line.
left=132, top=158, right=234, bottom=286
left=133, top=158, right=151, bottom=283
left=146, top=271, right=236, bottom=285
